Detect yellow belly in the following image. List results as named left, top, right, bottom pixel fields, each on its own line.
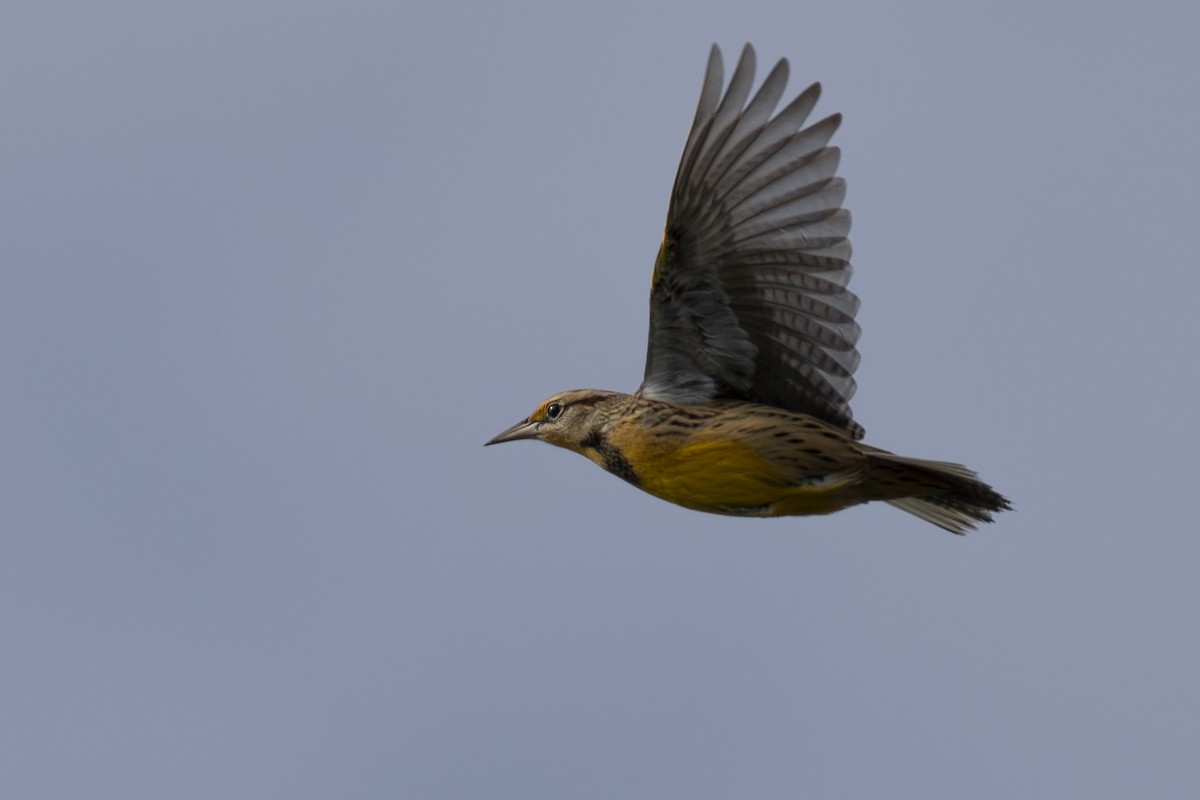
left=627, top=437, right=861, bottom=517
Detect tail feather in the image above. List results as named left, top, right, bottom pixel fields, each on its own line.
left=863, top=451, right=1012, bottom=535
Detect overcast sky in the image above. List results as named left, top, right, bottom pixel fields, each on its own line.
left=3, top=1, right=1198, bottom=798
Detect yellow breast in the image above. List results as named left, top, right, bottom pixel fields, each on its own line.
left=611, top=427, right=861, bottom=517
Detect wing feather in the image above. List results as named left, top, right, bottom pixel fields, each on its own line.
left=641, top=44, right=863, bottom=437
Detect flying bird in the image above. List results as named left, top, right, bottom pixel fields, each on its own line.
left=487, top=44, right=1010, bottom=533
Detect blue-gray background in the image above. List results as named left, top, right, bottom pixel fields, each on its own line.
left=3, top=1, right=1197, bottom=797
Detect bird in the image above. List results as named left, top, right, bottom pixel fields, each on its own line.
left=486, top=44, right=1011, bottom=534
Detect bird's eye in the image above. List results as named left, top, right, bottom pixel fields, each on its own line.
left=545, top=402, right=564, bottom=420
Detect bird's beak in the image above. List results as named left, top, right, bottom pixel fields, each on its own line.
left=484, top=418, right=540, bottom=446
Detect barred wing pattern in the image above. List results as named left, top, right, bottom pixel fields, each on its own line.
left=640, top=44, right=863, bottom=438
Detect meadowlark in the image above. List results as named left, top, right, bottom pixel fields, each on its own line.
left=487, top=44, right=1011, bottom=533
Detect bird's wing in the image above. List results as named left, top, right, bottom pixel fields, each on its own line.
left=640, top=44, right=863, bottom=438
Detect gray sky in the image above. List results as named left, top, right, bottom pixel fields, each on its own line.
left=3, top=1, right=1198, bottom=797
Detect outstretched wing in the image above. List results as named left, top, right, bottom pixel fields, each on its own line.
left=640, top=44, right=863, bottom=438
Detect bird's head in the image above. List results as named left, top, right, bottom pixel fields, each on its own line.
left=485, top=389, right=622, bottom=453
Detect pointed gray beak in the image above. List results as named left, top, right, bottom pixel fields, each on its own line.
left=484, top=418, right=540, bottom=446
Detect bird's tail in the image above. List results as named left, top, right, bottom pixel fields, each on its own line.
left=862, top=450, right=1012, bottom=535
